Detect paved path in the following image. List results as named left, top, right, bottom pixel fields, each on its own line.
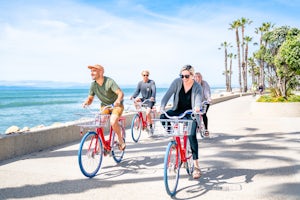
left=1, top=95, right=300, bottom=200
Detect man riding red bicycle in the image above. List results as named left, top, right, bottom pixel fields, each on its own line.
left=83, top=64, right=126, bottom=151
left=130, top=69, right=156, bottom=134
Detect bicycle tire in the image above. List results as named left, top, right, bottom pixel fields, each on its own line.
left=131, top=113, right=142, bottom=143
left=112, top=124, right=126, bottom=163
left=78, top=131, right=103, bottom=178
left=185, top=137, right=194, bottom=175
left=164, top=141, right=180, bottom=196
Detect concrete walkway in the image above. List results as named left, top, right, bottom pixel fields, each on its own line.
left=0, top=95, right=300, bottom=200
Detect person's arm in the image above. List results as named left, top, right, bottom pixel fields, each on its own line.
left=150, top=80, right=156, bottom=101
left=161, top=79, right=178, bottom=110
left=194, top=84, right=202, bottom=112
left=114, top=88, right=124, bottom=106
left=131, top=82, right=141, bottom=99
left=205, top=81, right=212, bottom=103
left=83, top=95, right=94, bottom=107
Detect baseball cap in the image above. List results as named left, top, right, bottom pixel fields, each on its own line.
left=87, top=64, right=104, bottom=70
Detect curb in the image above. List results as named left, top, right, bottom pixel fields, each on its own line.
left=0, top=93, right=243, bottom=162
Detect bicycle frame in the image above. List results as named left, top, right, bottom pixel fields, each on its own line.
left=77, top=105, right=126, bottom=178
left=136, top=111, right=148, bottom=130
left=96, top=116, right=125, bottom=152
left=157, top=109, right=198, bottom=196
left=130, top=99, right=156, bottom=142
left=175, top=135, right=189, bottom=163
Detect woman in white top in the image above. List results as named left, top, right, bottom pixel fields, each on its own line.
left=194, top=72, right=211, bottom=136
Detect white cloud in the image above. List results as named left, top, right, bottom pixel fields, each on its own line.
left=0, top=0, right=299, bottom=87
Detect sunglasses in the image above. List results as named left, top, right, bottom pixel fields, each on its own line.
left=143, top=74, right=149, bottom=77
left=180, top=74, right=190, bottom=79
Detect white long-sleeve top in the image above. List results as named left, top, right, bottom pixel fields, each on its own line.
left=201, top=80, right=211, bottom=103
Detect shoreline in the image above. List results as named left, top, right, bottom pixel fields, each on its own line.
left=0, top=91, right=245, bottom=162
left=2, top=89, right=240, bottom=135
left=1, top=86, right=229, bottom=134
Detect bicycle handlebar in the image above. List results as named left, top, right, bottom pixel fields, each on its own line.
left=128, top=98, right=154, bottom=112
left=83, top=104, right=114, bottom=114
left=132, top=98, right=154, bottom=105
left=160, top=109, right=201, bottom=120
left=202, top=101, right=209, bottom=105
left=100, top=104, right=114, bottom=112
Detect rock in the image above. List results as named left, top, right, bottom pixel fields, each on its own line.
left=31, top=125, right=45, bottom=131
left=51, top=122, right=64, bottom=127
left=20, top=127, right=30, bottom=132
left=5, top=126, right=20, bottom=134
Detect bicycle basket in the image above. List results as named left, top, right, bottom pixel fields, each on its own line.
left=76, top=113, right=110, bottom=128
left=152, top=119, right=193, bottom=136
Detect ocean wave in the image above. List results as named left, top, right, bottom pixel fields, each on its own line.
left=0, top=100, right=79, bottom=109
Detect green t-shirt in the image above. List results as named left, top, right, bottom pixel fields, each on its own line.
left=89, top=76, right=120, bottom=106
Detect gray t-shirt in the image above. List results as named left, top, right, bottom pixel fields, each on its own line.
left=132, top=80, right=156, bottom=101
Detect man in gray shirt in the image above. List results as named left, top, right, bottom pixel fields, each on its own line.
left=131, top=70, right=156, bottom=134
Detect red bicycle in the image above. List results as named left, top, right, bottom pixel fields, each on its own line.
left=155, top=109, right=200, bottom=196
left=77, top=105, right=126, bottom=178
left=130, top=99, right=156, bottom=142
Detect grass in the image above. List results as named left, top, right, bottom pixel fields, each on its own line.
left=257, top=94, right=300, bottom=102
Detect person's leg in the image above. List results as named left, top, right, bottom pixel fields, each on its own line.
left=146, top=102, right=155, bottom=134
left=187, top=117, right=201, bottom=178
left=146, top=101, right=155, bottom=125
left=188, top=118, right=198, bottom=161
left=111, top=105, right=125, bottom=149
left=202, top=104, right=210, bottom=130
left=202, top=113, right=208, bottom=130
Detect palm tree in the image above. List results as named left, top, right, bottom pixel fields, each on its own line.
left=243, top=36, right=252, bottom=92
left=219, top=41, right=232, bottom=92
left=248, top=56, right=257, bottom=85
left=229, top=19, right=242, bottom=92
left=228, top=53, right=236, bottom=92
left=240, top=18, right=252, bottom=92
left=254, top=22, right=274, bottom=88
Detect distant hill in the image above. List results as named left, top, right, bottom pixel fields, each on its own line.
left=0, top=80, right=90, bottom=89
left=0, top=80, right=228, bottom=89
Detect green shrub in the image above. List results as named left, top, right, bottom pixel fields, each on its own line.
left=257, top=94, right=300, bottom=102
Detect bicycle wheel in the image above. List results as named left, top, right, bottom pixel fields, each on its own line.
left=112, top=124, right=126, bottom=163
left=78, top=131, right=103, bottom=178
left=185, top=137, right=194, bottom=175
left=131, top=113, right=142, bottom=143
left=164, top=141, right=180, bottom=196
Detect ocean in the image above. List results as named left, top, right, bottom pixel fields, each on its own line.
left=0, top=86, right=225, bottom=134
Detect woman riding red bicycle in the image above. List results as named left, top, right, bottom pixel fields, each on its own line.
left=160, top=64, right=203, bottom=179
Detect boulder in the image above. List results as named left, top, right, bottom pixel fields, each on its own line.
left=20, top=127, right=30, bottom=132
left=5, top=126, right=20, bottom=134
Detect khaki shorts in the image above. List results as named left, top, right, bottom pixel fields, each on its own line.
left=101, top=104, right=124, bottom=117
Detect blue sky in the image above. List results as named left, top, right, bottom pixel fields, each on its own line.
left=0, top=0, right=299, bottom=87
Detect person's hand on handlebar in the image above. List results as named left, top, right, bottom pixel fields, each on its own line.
left=193, top=106, right=201, bottom=113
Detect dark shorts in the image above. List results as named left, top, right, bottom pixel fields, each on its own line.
left=141, top=97, right=155, bottom=109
